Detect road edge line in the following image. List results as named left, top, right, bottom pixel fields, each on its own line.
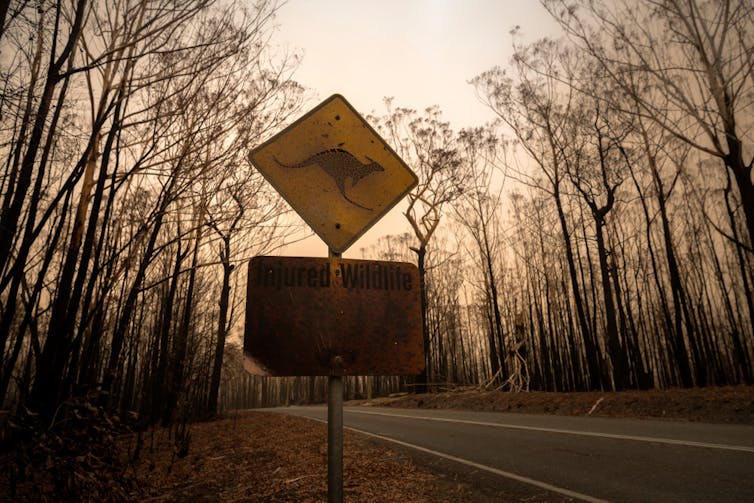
left=344, top=424, right=609, bottom=503
left=302, top=415, right=606, bottom=502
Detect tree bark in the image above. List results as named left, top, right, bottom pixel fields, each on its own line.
left=413, top=246, right=430, bottom=394
left=162, top=211, right=203, bottom=426
left=207, top=237, right=233, bottom=416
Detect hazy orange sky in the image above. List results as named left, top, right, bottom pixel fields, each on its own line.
left=270, top=0, right=561, bottom=257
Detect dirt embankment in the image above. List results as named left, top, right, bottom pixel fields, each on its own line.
left=352, top=385, right=754, bottom=424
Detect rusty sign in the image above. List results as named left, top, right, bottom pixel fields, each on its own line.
left=244, top=256, right=423, bottom=376
left=249, top=94, right=418, bottom=253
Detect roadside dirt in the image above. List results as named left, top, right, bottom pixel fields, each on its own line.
left=126, top=411, right=479, bottom=502
left=127, top=386, right=753, bottom=502
left=351, top=385, right=754, bottom=424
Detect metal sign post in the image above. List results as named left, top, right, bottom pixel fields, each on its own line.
left=243, top=94, right=423, bottom=503
left=328, top=375, right=343, bottom=503
left=327, top=248, right=343, bottom=503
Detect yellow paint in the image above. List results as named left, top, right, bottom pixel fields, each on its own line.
left=250, top=94, right=417, bottom=253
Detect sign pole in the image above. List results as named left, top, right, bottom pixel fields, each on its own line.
left=327, top=374, right=343, bottom=503
left=245, top=94, right=420, bottom=503
left=328, top=248, right=343, bottom=503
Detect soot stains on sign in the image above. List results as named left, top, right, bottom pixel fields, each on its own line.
left=244, top=256, right=423, bottom=376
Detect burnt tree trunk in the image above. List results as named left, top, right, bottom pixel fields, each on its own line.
left=207, top=236, right=233, bottom=416
left=412, top=245, right=429, bottom=394
left=554, top=189, right=602, bottom=390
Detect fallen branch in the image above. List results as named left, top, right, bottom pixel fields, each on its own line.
left=587, top=397, right=605, bottom=416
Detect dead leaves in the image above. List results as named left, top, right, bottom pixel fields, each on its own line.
left=128, top=411, right=455, bottom=502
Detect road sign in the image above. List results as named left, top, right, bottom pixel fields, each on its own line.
left=244, top=255, right=423, bottom=376
left=249, top=94, right=418, bottom=253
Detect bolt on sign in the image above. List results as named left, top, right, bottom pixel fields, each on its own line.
left=244, top=256, right=423, bottom=376
left=249, top=94, right=418, bottom=254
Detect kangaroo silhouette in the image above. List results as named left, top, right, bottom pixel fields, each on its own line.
left=274, top=148, right=384, bottom=210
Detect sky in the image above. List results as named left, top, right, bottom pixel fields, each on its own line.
left=268, top=0, right=561, bottom=257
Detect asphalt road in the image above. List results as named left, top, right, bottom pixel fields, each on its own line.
left=270, top=405, right=754, bottom=502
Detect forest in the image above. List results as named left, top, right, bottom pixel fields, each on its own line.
left=0, top=0, right=752, bottom=433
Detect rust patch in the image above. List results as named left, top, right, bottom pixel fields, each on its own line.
left=243, top=256, right=423, bottom=376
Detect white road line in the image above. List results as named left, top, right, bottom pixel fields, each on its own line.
left=347, top=425, right=609, bottom=503
left=302, top=414, right=607, bottom=503
left=347, top=409, right=754, bottom=453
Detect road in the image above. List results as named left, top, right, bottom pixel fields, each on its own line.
left=270, top=405, right=754, bottom=502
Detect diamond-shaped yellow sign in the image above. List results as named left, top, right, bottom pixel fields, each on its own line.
left=249, top=94, right=417, bottom=253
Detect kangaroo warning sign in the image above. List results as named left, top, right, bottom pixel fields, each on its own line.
left=249, top=94, right=418, bottom=253
left=244, top=256, right=423, bottom=376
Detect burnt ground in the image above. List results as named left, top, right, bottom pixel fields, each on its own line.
left=2, top=386, right=752, bottom=502
left=351, top=385, right=754, bottom=424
